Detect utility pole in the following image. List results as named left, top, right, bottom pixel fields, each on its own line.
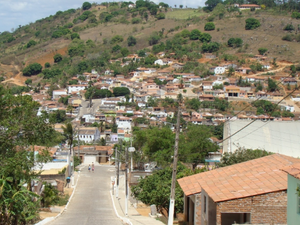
left=116, top=145, right=119, bottom=198
left=125, top=145, right=129, bottom=216
left=77, top=126, right=80, bottom=158
left=168, top=105, right=181, bottom=225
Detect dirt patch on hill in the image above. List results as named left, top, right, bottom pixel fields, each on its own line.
left=28, top=46, right=69, bottom=67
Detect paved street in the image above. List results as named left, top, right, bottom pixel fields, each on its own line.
left=78, top=99, right=103, bottom=118
left=48, top=164, right=123, bottom=225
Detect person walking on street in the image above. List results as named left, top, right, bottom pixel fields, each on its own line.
left=88, top=164, right=91, bottom=172
left=92, top=162, right=94, bottom=172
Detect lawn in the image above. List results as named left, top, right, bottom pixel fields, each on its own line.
left=166, top=9, right=206, bottom=20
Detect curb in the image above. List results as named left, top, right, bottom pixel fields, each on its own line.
left=35, top=169, right=81, bottom=225
left=110, top=190, right=132, bottom=225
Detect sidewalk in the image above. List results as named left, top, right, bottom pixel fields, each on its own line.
left=111, top=174, right=165, bottom=225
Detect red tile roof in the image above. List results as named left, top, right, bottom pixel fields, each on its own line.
left=281, top=163, right=300, bottom=180
left=178, top=154, right=300, bottom=202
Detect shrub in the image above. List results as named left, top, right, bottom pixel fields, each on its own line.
left=53, top=54, right=63, bottom=63
left=26, top=40, right=37, bottom=48
left=131, top=18, right=142, bottom=24
left=110, top=35, right=124, bottom=44
left=204, top=22, right=215, bottom=31
left=227, top=38, right=243, bottom=47
left=258, top=47, right=268, bottom=55
left=284, top=24, right=294, bottom=31
left=181, top=29, right=190, bottom=38
left=112, top=45, right=121, bottom=52
left=148, top=32, right=160, bottom=45
left=64, top=23, right=73, bottom=28
left=202, top=42, right=220, bottom=53
left=199, top=33, right=212, bottom=43
left=291, top=11, right=300, bottom=19
left=127, top=36, right=137, bottom=46
left=245, top=18, right=260, bottom=30
left=282, top=34, right=293, bottom=41
left=71, top=33, right=80, bottom=40
left=44, top=62, right=51, bottom=68
left=207, top=15, right=215, bottom=21
left=156, top=12, right=165, bottom=20
left=190, top=29, right=201, bottom=40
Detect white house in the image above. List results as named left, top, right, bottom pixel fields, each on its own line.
left=116, top=116, right=132, bottom=131
left=214, top=67, right=226, bottom=75
left=77, top=127, right=100, bottom=143
left=212, top=80, right=223, bottom=87
left=82, top=114, right=96, bottom=123
left=52, top=89, right=67, bottom=99
left=68, top=85, right=87, bottom=94
left=202, top=81, right=214, bottom=90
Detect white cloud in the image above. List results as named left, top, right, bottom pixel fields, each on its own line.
left=10, top=2, right=28, bottom=11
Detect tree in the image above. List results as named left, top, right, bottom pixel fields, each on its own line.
left=85, top=87, right=112, bottom=99
left=179, top=125, right=218, bottom=169
left=156, top=12, right=165, bottom=20
left=199, top=32, right=212, bottom=43
left=26, top=40, right=37, bottom=48
left=0, top=87, right=60, bottom=224
left=121, top=47, right=130, bottom=57
left=284, top=24, right=294, bottom=31
left=127, top=36, right=137, bottom=46
left=147, top=96, right=158, bottom=107
left=82, top=2, right=92, bottom=10
left=218, top=148, right=272, bottom=167
left=267, top=78, right=279, bottom=92
left=204, top=22, right=215, bottom=31
left=181, top=29, right=190, bottom=38
left=25, top=78, right=32, bottom=86
left=228, top=37, right=243, bottom=47
left=148, top=32, right=160, bottom=45
left=62, top=122, right=74, bottom=155
left=110, top=35, right=124, bottom=44
left=131, top=163, right=200, bottom=214
left=245, top=18, right=260, bottom=30
left=71, top=33, right=80, bottom=40
left=205, top=0, right=222, bottom=11
left=23, top=63, right=43, bottom=76
left=186, top=98, right=201, bottom=111
left=258, top=47, right=268, bottom=55
left=44, top=62, right=51, bottom=68
left=113, top=87, right=130, bottom=96
left=53, top=53, right=62, bottom=63
left=50, top=110, right=67, bottom=123
left=190, top=29, right=201, bottom=40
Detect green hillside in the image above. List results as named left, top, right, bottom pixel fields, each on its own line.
left=0, top=1, right=300, bottom=89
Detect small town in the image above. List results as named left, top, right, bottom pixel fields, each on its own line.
left=0, top=1, right=300, bottom=225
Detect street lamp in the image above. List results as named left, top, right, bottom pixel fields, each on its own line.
left=128, top=147, right=135, bottom=171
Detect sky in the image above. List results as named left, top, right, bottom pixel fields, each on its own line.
left=0, top=0, right=206, bottom=33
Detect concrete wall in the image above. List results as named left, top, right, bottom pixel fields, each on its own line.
left=287, top=174, right=300, bottom=225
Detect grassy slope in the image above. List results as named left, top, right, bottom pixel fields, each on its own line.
left=1, top=7, right=300, bottom=85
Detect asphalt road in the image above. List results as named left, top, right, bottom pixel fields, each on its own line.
left=48, top=165, right=123, bottom=225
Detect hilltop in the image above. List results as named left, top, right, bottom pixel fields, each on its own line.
left=0, top=1, right=300, bottom=87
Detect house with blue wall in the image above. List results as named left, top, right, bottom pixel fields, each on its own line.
left=281, top=163, right=300, bottom=225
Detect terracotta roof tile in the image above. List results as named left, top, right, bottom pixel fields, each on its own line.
left=178, top=154, right=300, bottom=202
